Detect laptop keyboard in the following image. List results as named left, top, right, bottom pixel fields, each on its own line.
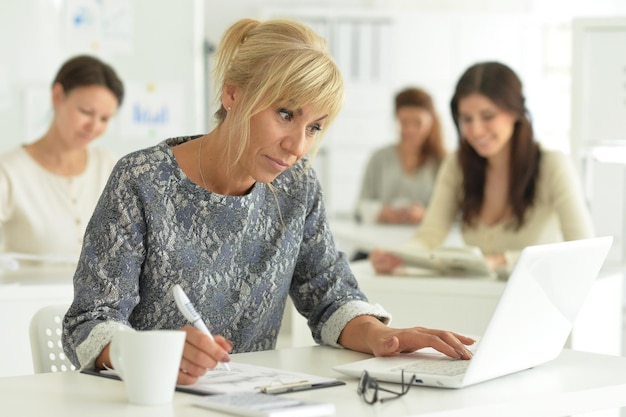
left=391, top=357, right=471, bottom=376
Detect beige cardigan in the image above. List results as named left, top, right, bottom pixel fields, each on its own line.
left=405, top=149, right=595, bottom=275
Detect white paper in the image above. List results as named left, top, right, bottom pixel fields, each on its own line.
left=181, top=362, right=339, bottom=395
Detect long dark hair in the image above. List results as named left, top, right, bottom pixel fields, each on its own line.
left=53, top=55, right=124, bottom=106
left=450, top=62, right=540, bottom=229
left=395, top=87, right=446, bottom=165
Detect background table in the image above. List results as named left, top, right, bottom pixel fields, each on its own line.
left=328, top=217, right=464, bottom=257
left=0, top=266, right=75, bottom=377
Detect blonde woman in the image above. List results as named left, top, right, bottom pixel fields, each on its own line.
left=63, top=18, right=474, bottom=385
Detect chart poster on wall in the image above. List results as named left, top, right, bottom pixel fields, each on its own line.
left=62, top=0, right=133, bottom=55
left=118, top=82, right=185, bottom=141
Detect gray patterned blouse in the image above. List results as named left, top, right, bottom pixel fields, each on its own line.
left=62, top=136, right=390, bottom=368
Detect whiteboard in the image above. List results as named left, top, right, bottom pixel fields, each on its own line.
left=0, top=0, right=206, bottom=159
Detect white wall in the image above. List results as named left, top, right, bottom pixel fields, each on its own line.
left=205, top=0, right=626, bottom=216
left=206, top=3, right=626, bottom=336
left=3, top=0, right=624, bottom=211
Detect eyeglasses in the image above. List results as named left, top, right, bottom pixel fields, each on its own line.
left=357, top=370, right=416, bottom=404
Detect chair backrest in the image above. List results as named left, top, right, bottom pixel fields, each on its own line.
left=29, top=304, right=76, bottom=373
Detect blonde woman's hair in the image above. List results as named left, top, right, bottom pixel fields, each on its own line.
left=212, top=18, right=344, bottom=165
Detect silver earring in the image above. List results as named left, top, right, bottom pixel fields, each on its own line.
left=227, top=106, right=231, bottom=111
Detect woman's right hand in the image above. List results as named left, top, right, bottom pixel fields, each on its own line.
left=177, top=325, right=233, bottom=385
left=369, top=248, right=403, bottom=274
left=484, top=253, right=506, bottom=272
left=378, top=203, right=425, bottom=224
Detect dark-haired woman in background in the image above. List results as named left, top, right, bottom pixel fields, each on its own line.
left=0, top=55, right=124, bottom=260
left=370, top=62, right=593, bottom=277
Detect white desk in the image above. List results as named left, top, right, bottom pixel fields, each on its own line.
left=330, top=218, right=417, bottom=253
left=0, top=266, right=75, bottom=377
left=329, top=217, right=464, bottom=256
left=1, top=346, right=626, bottom=417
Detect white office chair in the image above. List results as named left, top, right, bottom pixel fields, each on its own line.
left=29, top=304, right=76, bottom=373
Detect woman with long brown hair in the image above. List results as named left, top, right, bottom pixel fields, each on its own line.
left=370, top=62, right=593, bottom=277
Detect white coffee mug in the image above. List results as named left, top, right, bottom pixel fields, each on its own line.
left=110, top=329, right=186, bottom=406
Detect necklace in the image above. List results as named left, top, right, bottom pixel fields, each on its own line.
left=198, top=135, right=208, bottom=189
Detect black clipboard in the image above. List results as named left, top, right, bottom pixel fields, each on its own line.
left=81, top=367, right=345, bottom=396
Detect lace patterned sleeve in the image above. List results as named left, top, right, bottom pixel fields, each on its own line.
left=62, top=154, right=148, bottom=368
left=289, top=166, right=390, bottom=347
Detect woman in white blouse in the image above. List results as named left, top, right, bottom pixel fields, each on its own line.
left=0, top=55, right=123, bottom=260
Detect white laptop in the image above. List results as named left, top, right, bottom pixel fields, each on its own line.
left=334, top=236, right=613, bottom=388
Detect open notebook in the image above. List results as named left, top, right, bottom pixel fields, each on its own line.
left=382, top=244, right=492, bottom=276
left=334, top=237, right=613, bottom=388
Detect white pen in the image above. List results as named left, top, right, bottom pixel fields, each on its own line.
left=172, top=284, right=231, bottom=372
